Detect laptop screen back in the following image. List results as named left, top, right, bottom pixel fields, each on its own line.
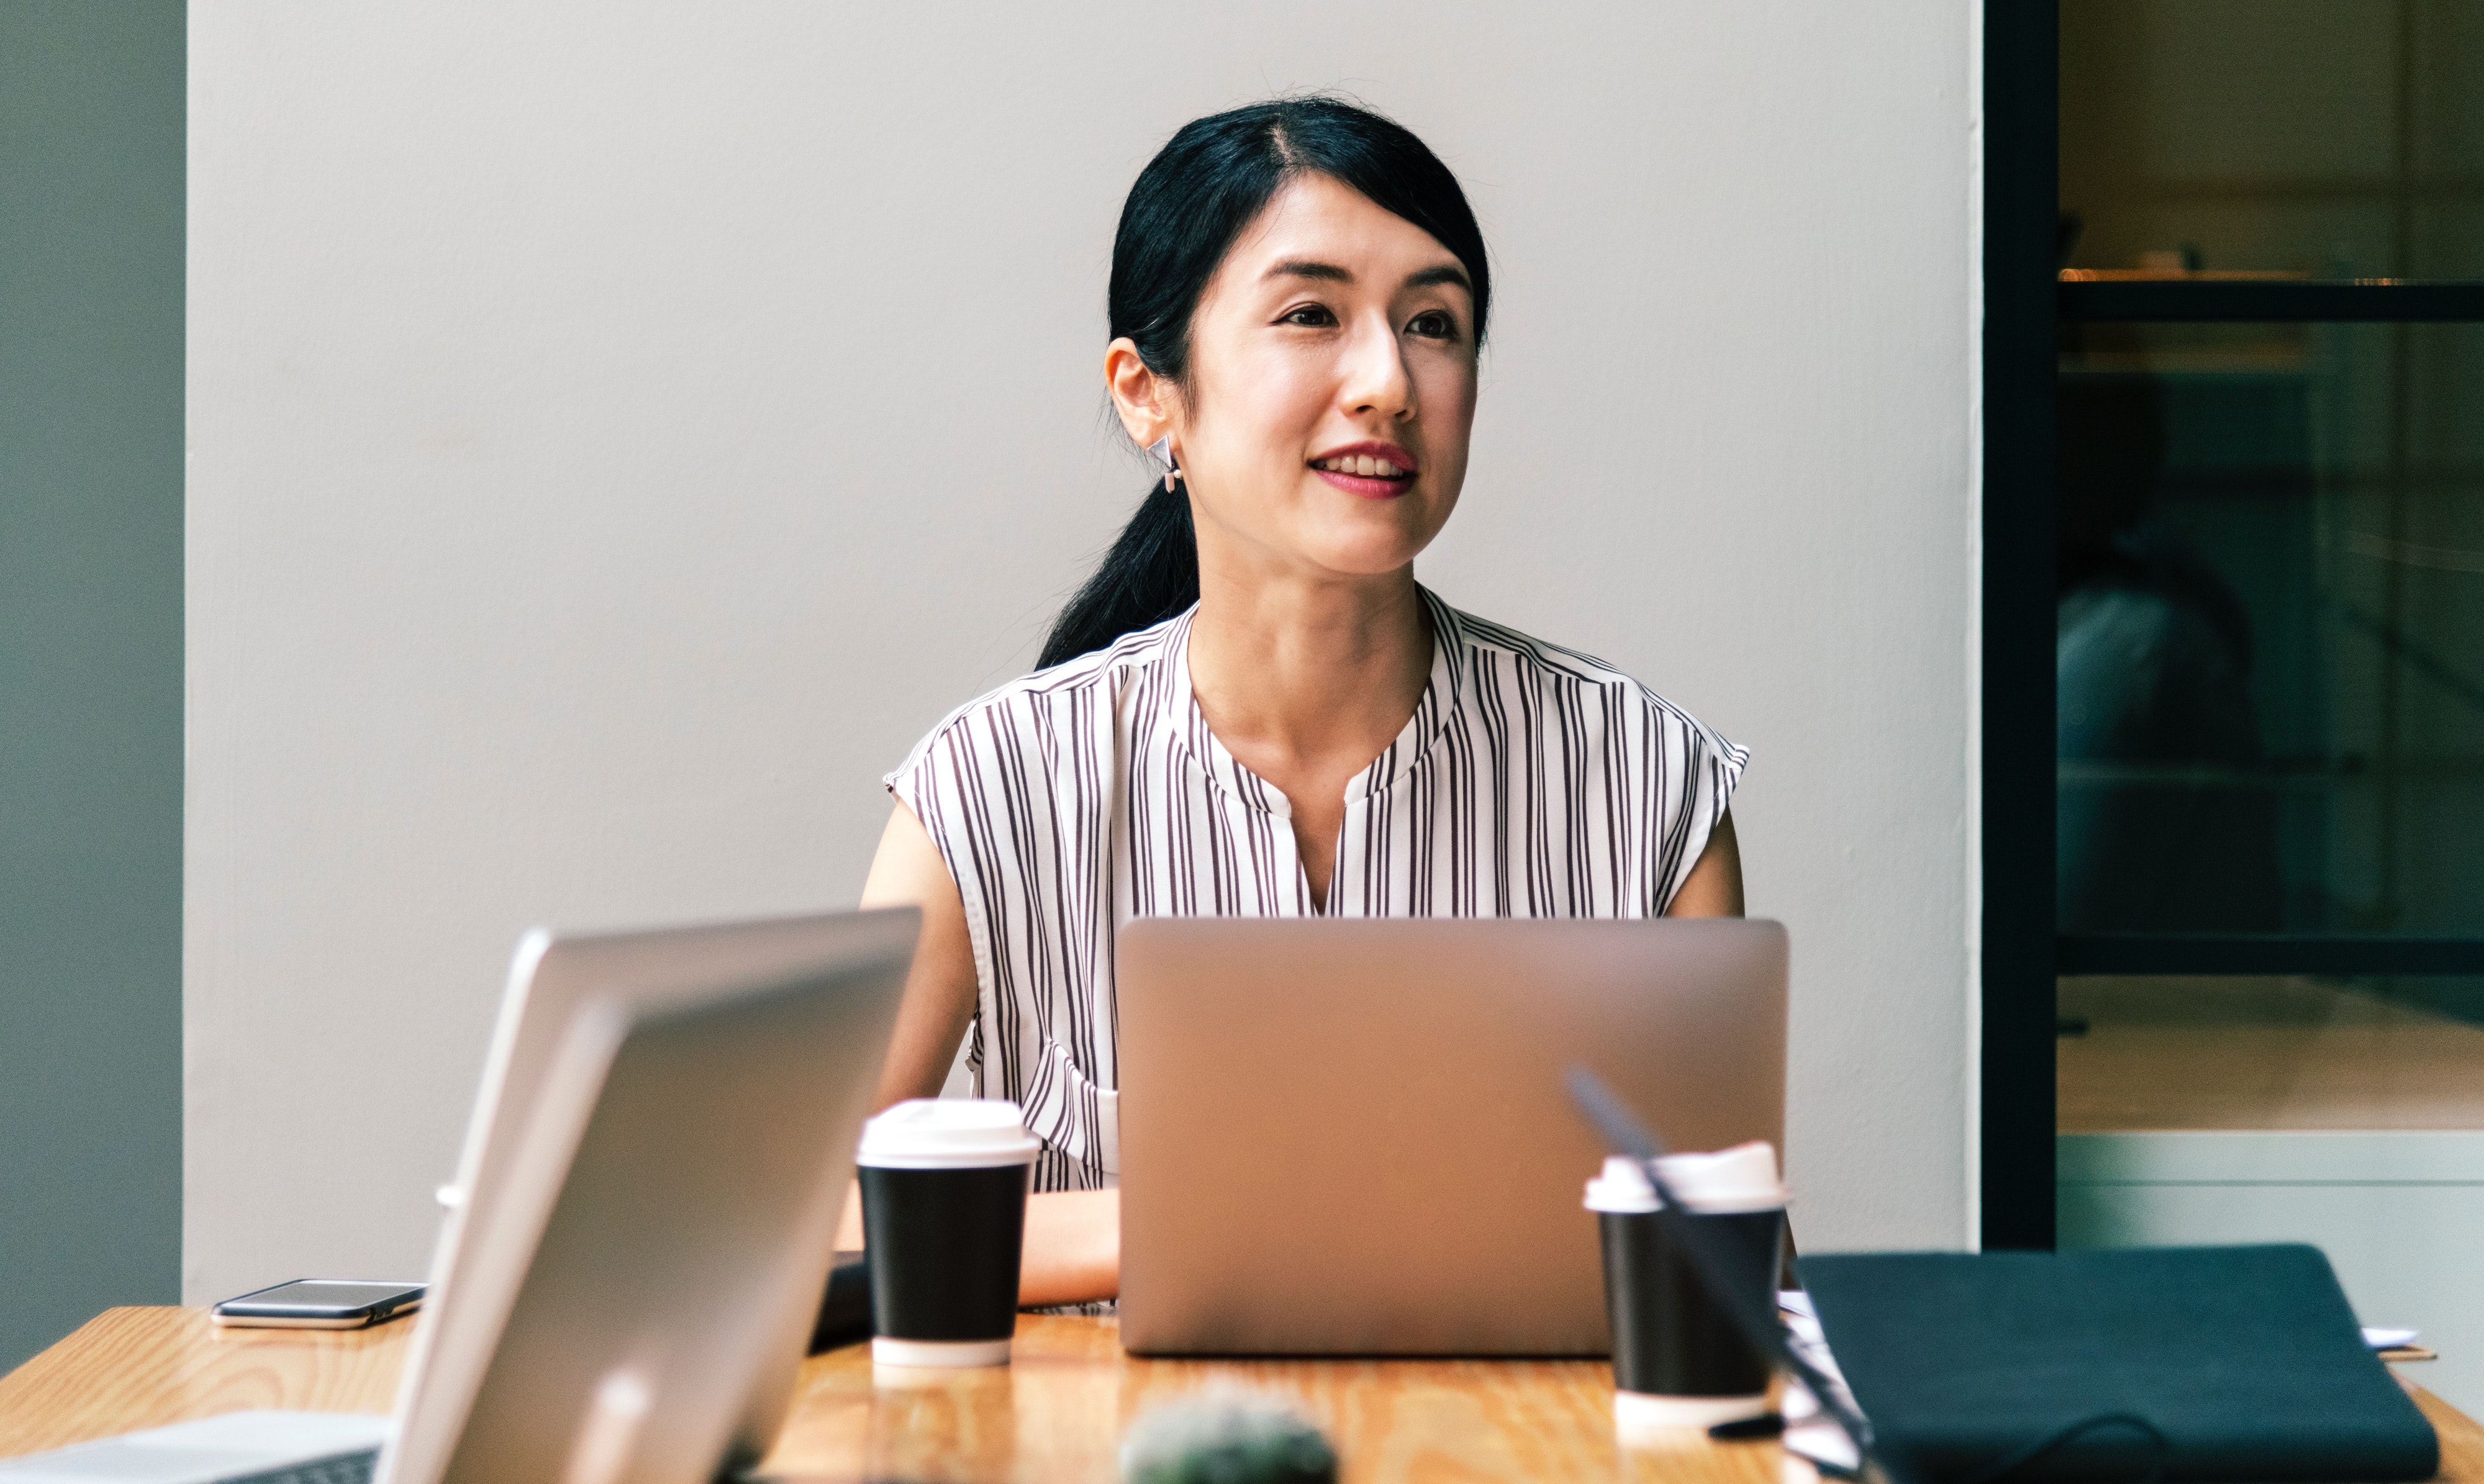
left=1117, top=916, right=1787, bottom=1357
left=378, top=910, right=913, bottom=1484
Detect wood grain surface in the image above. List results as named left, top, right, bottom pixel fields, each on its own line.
left=764, top=1318, right=1782, bottom=1483
left=0, top=1307, right=403, bottom=1459
left=4, top=1307, right=2480, bottom=1483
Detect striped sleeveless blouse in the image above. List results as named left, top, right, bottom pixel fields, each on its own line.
left=884, top=587, right=1747, bottom=1195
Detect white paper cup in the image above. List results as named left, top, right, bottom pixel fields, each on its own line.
left=1586, top=1142, right=1788, bottom=1427
left=857, top=1099, right=1040, bottom=1368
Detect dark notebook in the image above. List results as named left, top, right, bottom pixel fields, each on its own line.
left=1797, top=1244, right=2437, bottom=1484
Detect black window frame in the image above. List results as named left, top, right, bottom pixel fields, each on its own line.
left=1979, top=0, right=2484, bottom=1251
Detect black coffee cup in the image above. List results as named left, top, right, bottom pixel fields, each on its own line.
left=856, top=1098, right=1039, bottom=1368
left=1585, top=1142, right=1787, bottom=1432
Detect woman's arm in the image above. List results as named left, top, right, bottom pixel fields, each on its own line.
left=853, top=803, right=1121, bottom=1306
left=1664, top=810, right=1745, bottom=918
left=1016, top=1188, right=1120, bottom=1308
left=859, top=804, right=979, bottom=1105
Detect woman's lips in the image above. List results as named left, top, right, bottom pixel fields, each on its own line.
left=1313, top=465, right=1414, bottom=498
left=1309, top=445, right=1418, bottom=499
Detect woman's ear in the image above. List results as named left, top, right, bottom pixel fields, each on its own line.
left=1104, top=338, right=1176, bottom=451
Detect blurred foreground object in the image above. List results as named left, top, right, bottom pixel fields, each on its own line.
left=1120, top=1387, right=1337, bottom=1484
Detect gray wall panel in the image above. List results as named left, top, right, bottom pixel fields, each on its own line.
left=0, top=0, right=186, bottom=1371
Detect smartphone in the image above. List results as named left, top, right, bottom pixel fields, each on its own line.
left=211, top=1279, right=427, bottom=1329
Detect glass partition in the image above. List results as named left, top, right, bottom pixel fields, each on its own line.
left=2061, top=0, right=2484, bottom=284
left=2057, top=322, right=2484, bottom=935
left=2044, top=0, right=2484, bottom=1411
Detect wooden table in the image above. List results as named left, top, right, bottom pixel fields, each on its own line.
left=5, top=1308, right=2482, bottom=1483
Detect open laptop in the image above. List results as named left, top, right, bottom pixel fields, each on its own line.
left=0, top=909, right=915, bottom=1484
left=1116, top=916, right=1787, bottom=1357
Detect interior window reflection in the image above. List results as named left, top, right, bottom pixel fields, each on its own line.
left=2057, top=376, right=2285, bottom=931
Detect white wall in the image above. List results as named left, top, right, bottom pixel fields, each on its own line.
left=187, top=2, right=1977, bottom=1301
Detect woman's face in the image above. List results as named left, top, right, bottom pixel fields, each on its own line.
left=1161, top=173, right=1479, bottom=582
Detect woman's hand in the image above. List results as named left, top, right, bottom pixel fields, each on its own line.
left=1018, top=1188, right=1120, bottom=1307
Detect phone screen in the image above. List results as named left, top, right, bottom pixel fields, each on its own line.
left=222, top=1280, right=422, bottom=1313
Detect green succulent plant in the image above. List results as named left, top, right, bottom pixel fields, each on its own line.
left=1118, top=1387, right=1338, bottom=1484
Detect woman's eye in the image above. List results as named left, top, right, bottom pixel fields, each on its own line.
left=1281, top=304, right=1337, bottom=327
left=1407, top=310, right=1457, bottom=340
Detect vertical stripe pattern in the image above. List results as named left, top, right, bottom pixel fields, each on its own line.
left=886, top=589, right=1747, bottom=1194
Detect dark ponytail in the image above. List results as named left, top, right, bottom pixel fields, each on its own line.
left=1035, top=97, right=1492, bottom=671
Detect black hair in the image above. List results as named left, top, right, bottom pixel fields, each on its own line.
left=1034, top=97, right=1492, bottom=671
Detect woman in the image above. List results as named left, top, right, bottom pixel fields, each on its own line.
left=859, top=98, right=1746, bottom=1308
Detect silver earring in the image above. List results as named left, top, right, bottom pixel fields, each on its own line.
left=1149, top=436, right=1178, bottom=493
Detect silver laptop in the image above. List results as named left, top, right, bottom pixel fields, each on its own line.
left=0, top=909, right=915, bottom=1484
left=1116, top=916, right=1787, bottom=1357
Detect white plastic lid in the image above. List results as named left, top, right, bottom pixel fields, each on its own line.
left=1584, top=1141, right=1787, bottom=1215
left=857, top=1098, right=1041, bottom=1169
